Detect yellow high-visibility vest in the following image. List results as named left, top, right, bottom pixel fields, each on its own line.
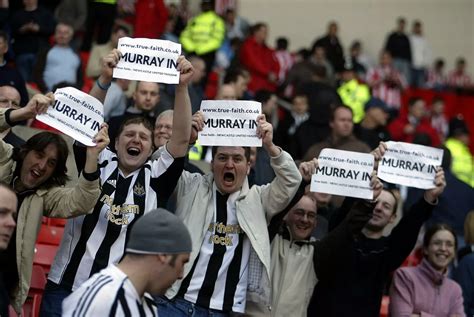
left=179, top=11, right=225, bottom=55
left=338, top=79, right=371, bottom=123
left=445, top=137, right=474, bottom=187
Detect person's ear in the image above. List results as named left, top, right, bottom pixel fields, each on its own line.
left=246, top=161, right=250, bottom=175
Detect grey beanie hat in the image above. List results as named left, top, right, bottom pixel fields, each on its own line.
left=126, top=208, right=192, bottom=255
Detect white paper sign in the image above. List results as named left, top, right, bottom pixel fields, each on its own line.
left=198, top=100, right=262, bottom=147
left=310, top=148, right=375, bottom=199
left=113, top=37, right=181, bottom=84
left=378, top=141, right=443, bottom=189
left=36, top=87, right=104, bottom=146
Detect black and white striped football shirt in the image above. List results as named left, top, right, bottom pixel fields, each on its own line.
left=177, top=187, right=251, bottom=313
left=62, top=265, right=157, bottom=317
left=49, top=147, right=184, bottom=290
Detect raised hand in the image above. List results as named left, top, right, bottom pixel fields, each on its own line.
left=101, top=49, right=122, bottom=81
left=88, top=123, right=110, bottom=156
left=424, top=167, right=446, bottom=203
left=190, top=111, right=204, bottom=144
left=372, top=141, right=387, bottom=170
left=299, top=158, right=318, bottom=182
left=177, top=55, right=195, bottom=86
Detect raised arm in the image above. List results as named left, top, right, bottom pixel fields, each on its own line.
left=257, top=114, right=302, bottom=219
left=166, top=56, right=194, bottom=158
left=89, top=49, right=121, bottom=104
left=315, top=173, right=382, bottom=278
left=386, top=168, right=446, bottom=271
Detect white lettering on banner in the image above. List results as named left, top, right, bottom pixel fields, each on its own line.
left=378, top=141, right=443, bottom=189
left=113, top=37, right=181, bottom=84
left=36, top=87, right=104, bottom=146
left=310, top=148, right=374, bottom=200
left=198, top=100, right=262, bottom=147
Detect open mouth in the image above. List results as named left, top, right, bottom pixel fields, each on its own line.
left=127, top=147, right=141, bottom=156
left=31, top=169, right=42, bottom=179
left=223, top=172, right=235, bottom=183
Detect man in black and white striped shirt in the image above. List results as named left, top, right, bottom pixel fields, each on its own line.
left=40, top=51, right=195, bottom=316
left=157, top=115, right=302, bottom=316
left=63, top=208, right=192, bottom=317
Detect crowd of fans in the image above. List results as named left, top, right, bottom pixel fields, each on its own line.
left=0, top=0, right=473, bottom=316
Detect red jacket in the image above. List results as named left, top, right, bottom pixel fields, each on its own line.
left=388, top=114, right=441, bottom=146
left=239, top=36, right=279, bottom=93
left=134, top=0, right=168, bottom=39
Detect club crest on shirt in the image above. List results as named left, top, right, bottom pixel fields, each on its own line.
left=133, top=183, right=145, bottom=196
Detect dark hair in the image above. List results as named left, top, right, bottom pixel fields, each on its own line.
left=117, top=117, right=154, bottom=140
left=412, top=132, right=432, bottom=147
left=296, top=48, right=311, bottom=60
left=350, top=40, right=361, bottom=51
left=423, top=223, right=457, bottom=250
left=254, top=89, right=273, bottom=104
left=456, top=57, right=466, bottom=65
left=276, top=37, right=288, bottom=50
left=212, top=146, right=251, bottom=162
left=329, top=104, right=353, bottom=122
left=250, top=22, right=267, bottom=35
left=223, top=68, right=246, bottom=85
left=434, top=58, right=445, bottom=68
left=408, top=97, right=423, bottom=107
left=13, top=132, right=70, bottom=188
left=397, top=17, right=406, bottom=24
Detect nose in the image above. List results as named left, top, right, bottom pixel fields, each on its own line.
left=38, top=158, right=48, bottom=170
left=6, top=214, right=16, bottom=228
left=224, top=158, right=234, bottom=168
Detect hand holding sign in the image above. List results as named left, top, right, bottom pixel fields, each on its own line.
left=8, top=93, right=55, bottom=123
left=257, top=114, right=280, bottom=157
left=372, top=141, right=388, bottom=170
left=370, top=171, right=384, bottom=200
left=190, top=111, right=204, bottom=144
left=424, top=167, right=446, bottom=203
left=177, top=55, right=194, bottom=86
left=299, top=158, right=318, bottom=182
left=87, top=123, right=110, bottom=156
left=101, top=49, right=121, bottom=81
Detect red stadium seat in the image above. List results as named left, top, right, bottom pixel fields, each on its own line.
left=37, top=225, right=64, bottom=246
left=23, top=265, right=47, bottom=317
left=33, top=244, right=58, bottom=273
left=48, top=218, right=67, bottom=227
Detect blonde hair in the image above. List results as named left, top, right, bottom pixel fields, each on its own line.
left=464, top=211, right=474, bottom=245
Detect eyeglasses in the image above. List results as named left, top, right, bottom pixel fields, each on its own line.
left=292, top=208, right=317, bottom=221
left=0, top=98, right=20, bottom=109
